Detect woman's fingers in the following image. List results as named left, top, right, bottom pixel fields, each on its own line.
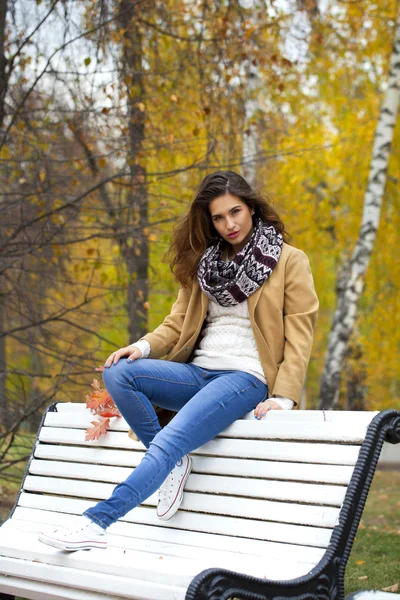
left=254, top=400, right=282, bottom=419
left=104, top=347, right=130, bottom=367
left=104, top=352, right=117, bottom=368
left=111, top=350, right=124, bottom=366
left=104, top=346, right=143, bottom=367
left=254, top=402, right=270, bottom=419
left=127, top=348, right=142, bottom=363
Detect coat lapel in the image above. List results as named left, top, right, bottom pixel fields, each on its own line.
left=247, top=283, right=264, bottom=317
left=200, top=288, right=209, bottom=315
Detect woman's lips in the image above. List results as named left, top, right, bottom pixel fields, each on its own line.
left=227, top=231, right=239, bottom=238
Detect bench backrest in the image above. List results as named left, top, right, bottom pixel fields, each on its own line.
left=11, top=404, right=380, bottom=572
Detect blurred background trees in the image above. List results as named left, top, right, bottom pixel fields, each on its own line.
left=0, top=0, right=399, bottom=491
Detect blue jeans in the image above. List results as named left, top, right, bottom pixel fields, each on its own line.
left=83, top=358, right=268, bottom=529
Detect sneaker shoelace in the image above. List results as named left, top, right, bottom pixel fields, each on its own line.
left=158, top=459, right=185, bottom=503
left=54, top=520, right=94, bottom=536
left=158, top=470, right=175, bottom=503
left=53, top=524, right=83, bottom=535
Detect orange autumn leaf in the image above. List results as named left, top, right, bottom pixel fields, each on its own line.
left=98, top=407, right=121, bottom=418
left=85, top=374, right=121, bottom=440
left=85, top=387, right=111, bottom=411
left=91, top=377, right=102, bottom=391
left=85, top=417, right=110, bottom=441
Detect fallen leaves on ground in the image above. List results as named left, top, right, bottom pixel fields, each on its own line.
left=382, top=584, right=399, bottom=592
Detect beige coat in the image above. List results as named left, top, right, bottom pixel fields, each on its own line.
left=139, top=242, right=319, bottom=407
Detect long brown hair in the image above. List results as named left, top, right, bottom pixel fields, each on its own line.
left=164, top=170, right=292, bottom=286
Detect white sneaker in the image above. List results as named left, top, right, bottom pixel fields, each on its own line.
left=38, top=515, right=107, bottom=551
left=157, top=454, right=192, bottom=521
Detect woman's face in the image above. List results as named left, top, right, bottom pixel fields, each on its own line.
left=209, top=194, right=254, bottom=254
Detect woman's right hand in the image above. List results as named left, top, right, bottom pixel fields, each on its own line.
left=104, top=346, right=142, bottom=368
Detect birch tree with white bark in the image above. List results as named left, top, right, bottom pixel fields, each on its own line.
left=318, top=8, right=400, bottom=409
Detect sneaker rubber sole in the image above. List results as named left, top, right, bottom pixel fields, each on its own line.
left=38, top=531, right=107, bottom=552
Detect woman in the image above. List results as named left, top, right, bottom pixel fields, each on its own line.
left=38, top=170, right=319, bottom=551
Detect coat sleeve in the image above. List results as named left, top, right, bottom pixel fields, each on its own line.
left=271, top=249, right=319, bottom=404
left=137, top=281, right=193, bottom=359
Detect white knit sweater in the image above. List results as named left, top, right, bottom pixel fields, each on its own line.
left=130, top=299, right=294, bottom=410
left=191, top=299, right=267, bottom=382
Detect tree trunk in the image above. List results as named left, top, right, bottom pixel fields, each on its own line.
left=318, top=9, right=400, bottom=409
left=345, top=338, right=367, bottom=411
left=0, top=0, right=8, bottom=132
left=27, top=346, right=44, bottom=431
left=0, top=287, right=7, bottom=428
left=71, top=2, right=150, bottom=346
left=0, top=0, right=8, bottom=428
left=242, top=64, right=260, bottom=187
left=120, top=0, right=148, bottom=344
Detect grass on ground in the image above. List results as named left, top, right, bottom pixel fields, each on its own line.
left=344, top=470, right=399, bottom=595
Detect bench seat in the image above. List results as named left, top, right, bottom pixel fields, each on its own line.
left=0, top=403, right=399, bottom=600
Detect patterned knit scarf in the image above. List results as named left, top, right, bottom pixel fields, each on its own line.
left=196, top=217, right=283, bottom=306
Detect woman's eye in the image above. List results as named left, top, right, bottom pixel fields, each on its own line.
left=213, top=209, right=240, bottom=221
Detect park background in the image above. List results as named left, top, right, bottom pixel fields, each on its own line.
left=0, top=0, right=399, bottom=595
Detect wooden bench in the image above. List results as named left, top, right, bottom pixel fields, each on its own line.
left=0, top=403, right=399, bottom=600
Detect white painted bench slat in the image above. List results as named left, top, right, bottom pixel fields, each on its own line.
left=3, top=516, right=320, bottom=573
left=34, top=444, right=355, bottom=484
left=0, top=574, right=116, bottom=600
left=54, top=403, right=379, bottom=426
left=39, top=427, right=362, bottom=465
left=43, top=412, right=373, bottom=443
left=17, top=491, right=333, bottom=547
left=29, top=459, right=348, bottom=506
left=0, top=554, right=188, bottom=600
left=8, top=507, right=326, bottom=565
left=0, top=529, right=318, bottom=585
left=22, top=474, right=341, bottom=528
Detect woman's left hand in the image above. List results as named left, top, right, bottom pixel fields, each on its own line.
left=254, top=399, right=283, bottom=419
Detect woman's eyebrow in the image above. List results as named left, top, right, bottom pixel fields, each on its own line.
left=211, top=205, right=242, bottom=218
